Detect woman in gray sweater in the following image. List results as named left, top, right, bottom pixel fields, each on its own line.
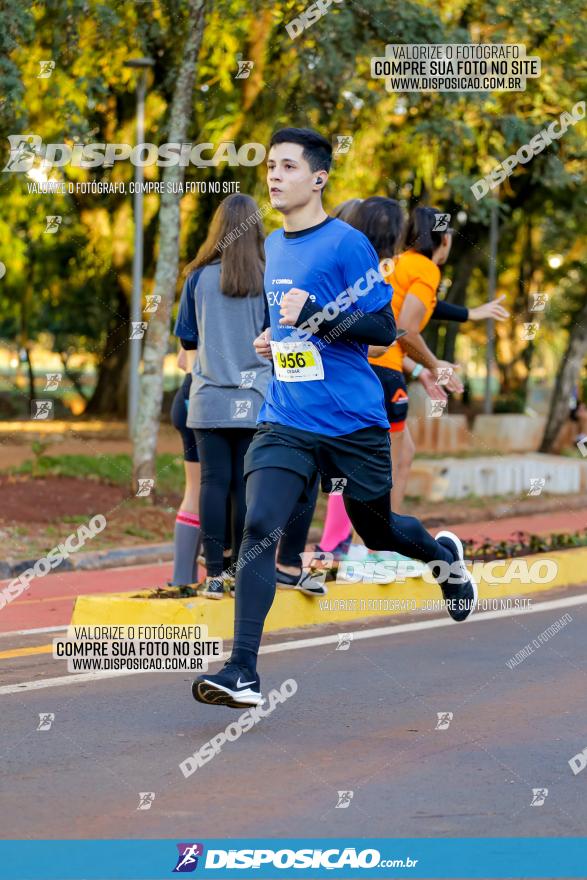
left=175, top=194, right=271, bottom=598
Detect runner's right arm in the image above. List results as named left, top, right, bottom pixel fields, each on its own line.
left=432, top=295, right=508, bottom=323
left=432, top=300, right=468, bottom=322
left=294, top=299, right=396, bottom=346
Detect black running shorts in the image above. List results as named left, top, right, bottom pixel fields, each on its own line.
left=244, top=421, right=392, bottom=501
left=370, top=365, right=409, bottom=433
left=171, top=374, right=199, bottom=463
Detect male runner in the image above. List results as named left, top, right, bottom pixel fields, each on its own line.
left=193, top=128, right=477, bottom=709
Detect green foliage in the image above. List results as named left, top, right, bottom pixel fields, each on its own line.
left=0, top=0, right=585, bottom=412
left=493, top=392, right=526, bottom=413
left=6, top=451, right=185, bottom=494
left=465, top=528, right=587, bottom=560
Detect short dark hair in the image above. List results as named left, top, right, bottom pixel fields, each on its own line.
left=269, top=127, right=332, bottom=173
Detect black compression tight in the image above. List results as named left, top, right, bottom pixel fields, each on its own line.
left=194, top=428, right=255, bottom=577
left=277, top=470, right=320, bottom=569
left=230, top=468, right=453, bottom=675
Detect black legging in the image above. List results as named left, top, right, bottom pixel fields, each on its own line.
left=194, top=428, right=255, bottom=577
left=230, top=467, right=455, bottom=673
left=276, top=471, right=320, bottom=569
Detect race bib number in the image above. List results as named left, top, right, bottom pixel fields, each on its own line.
left=270, top=340, right=324, bottom=382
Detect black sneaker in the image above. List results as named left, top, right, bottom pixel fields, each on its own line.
left=435, top=530, right=478, bottom=622
left=200, top=576, right=225, bottom=600
left=275, top=567, right=328, bottom=597
left=192, top=663, right=263, bottom=708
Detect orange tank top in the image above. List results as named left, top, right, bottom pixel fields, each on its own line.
left=369, top=250, right=440, bottom=372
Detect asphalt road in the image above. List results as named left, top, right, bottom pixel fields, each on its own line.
left=0, top=592, right=586, bottom=843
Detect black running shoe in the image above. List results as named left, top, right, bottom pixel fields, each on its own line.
left=192, top=663, right=263, bottom=708
left=200, top=576, right=225, bottom=600
left=435, top=530, right=478, bottom=622
left=275, top=567, right=328, bottom=597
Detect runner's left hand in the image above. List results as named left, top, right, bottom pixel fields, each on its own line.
left=418, top=368, right=448, bottom=402
left=434, top=360, right=464, bottom=394
left=279, top=288, right=310, bottom=326
left=469, top=295, right=509, bottom=321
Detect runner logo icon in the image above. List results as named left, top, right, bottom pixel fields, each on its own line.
left=435, top=712, right=453, bottom=730
left=173, top=843, right=204, bottom=872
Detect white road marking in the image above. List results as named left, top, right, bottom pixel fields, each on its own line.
left=0, top=591, right=586, bottom=696
left=0, top=625, right=67, bottom=639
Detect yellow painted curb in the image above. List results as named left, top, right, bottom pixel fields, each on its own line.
left=69, top=547, right=587, bottom=639
left=2, top=548, right=584, bottom=662
left=0, top=644, right=55, bottom=660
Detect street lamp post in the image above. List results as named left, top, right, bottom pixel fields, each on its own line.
left=124, top=57, right=154, bottom=437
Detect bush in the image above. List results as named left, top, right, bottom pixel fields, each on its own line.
left=493, top=392, right=526, bottom=414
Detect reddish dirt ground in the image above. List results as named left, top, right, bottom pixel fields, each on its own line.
left=0, top=475, right=179, bottom=561
left=0, top=475, right=127, bottom=523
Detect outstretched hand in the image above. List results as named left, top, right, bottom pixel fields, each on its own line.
left=469, top=295, right=509, bottom=322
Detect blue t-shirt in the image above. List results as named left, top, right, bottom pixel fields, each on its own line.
left=258, top=217, right=392, bottom=436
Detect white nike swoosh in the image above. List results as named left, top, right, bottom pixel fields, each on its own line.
left=236, top=677, right=256, bottom=688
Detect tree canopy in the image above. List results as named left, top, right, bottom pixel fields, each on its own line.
left=0, top=0, right=585, bottom=434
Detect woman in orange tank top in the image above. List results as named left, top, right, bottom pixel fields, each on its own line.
left=369, top=205, right=508, bottom=509
left=369, top=205, right=462, bottom=509
left=316, top=200, right=509, bottom=556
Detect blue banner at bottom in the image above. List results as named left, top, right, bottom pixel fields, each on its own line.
left=0, top=838, right=585, bottom=879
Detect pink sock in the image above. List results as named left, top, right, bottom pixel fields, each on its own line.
left=176, top=511, right=200, bottom=528
left=319, top=493, right=352, bottom=551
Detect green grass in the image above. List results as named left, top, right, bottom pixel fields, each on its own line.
left=560, top=447, right=584, bottom=459
left=123, top=526, right=157, bottom=540
left=6, top=453, right=185, bottom=495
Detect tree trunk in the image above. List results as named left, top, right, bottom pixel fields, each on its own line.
left=84, top=279, right=130, bottom=418
left=19, top=282, right=35, bottom=403
left=441, top=246, right=483, bottom=363
left=514, top=216, right=535, bottom=400
left=132, top=0, right=208, bottom=488
left=540, top=296, right=587, bottom=452
left=59, top=352, right=88, bottom=401
left=24, top=345, right=35, bottom=402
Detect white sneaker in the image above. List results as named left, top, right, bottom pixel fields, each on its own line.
left=343, top=543, right=370, bottom=562
left=375, top=551, right=426, bottom=579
